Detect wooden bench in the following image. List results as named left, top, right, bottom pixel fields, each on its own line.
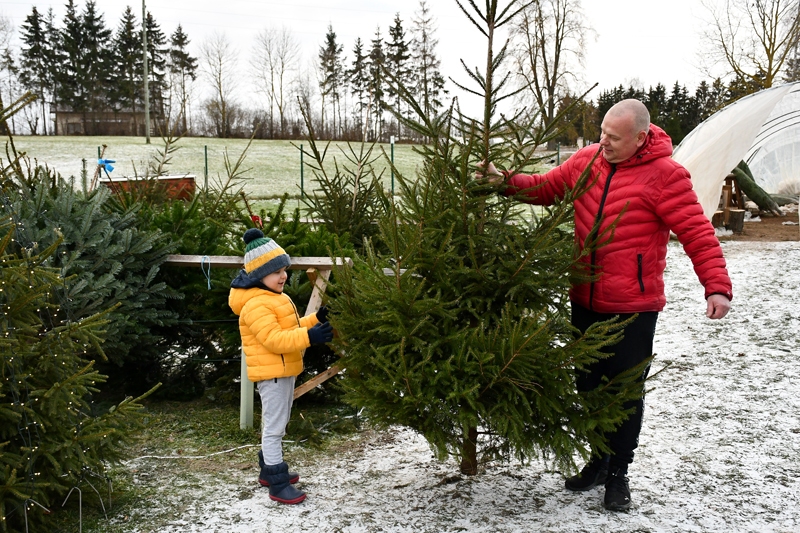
left=165, top=254, right=352, bottom=428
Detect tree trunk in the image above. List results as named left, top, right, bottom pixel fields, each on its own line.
left=459, top=425, right=478, bottom=475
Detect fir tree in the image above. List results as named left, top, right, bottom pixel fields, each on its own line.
left=347, top=37, right=370, bottom=138
left=368, top=27, right=386, bottom=142
left=327, top=0, right=645, bottom=476
left=386, top=13, right=411, bottom=139
left=410, top=1, right=447, bottom=121
left=0, top=103, right=157, bottom=531
left=144, top=11, right=167, bottom=123
left=57, top=0, right=114, bottom=134
left=111, top=7, right=142, bottom=131
left=168, top=24, right=198, bottom=134
left=318, top=25, right=345, bottom=139
left=18, top=6, right=53, bottom=134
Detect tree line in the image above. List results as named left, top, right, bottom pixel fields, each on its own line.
left=1, top=0, right=798, bottom=144
left=1, top=0, right=447, bottom=142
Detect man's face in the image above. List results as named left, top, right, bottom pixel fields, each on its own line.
left=599, top=113, right=646, bottom=164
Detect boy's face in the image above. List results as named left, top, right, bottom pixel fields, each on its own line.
left=261, top=267, right=288, bottom=293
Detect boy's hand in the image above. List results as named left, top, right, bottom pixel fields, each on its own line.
left=316, top=306, right=329, bottom=323
left=308, top=322, right=334, bottom=345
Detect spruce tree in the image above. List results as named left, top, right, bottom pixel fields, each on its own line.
left=167, top=24, right=197, bottom=134
left=318, top=25, right=344, bottom=139
left=0, top=108, right=157, bottom=532
left=18, top=6, right=52, bottom=134
left=111, top=7, right=142, bottom=132
left=328, top=0, right=645, bottom=475
left=386, top=13, right=411, bottom=139
left=368, top=28, right=386, bottom=142
left=144, top=11, right=167, bottom=123
left=347, top=37, right=370, bottom=138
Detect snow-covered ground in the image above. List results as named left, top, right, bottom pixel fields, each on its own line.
left=124, top=240, right=800, bottom=533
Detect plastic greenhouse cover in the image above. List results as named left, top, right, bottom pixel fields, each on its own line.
left=672, top=82, right=800, bottom=221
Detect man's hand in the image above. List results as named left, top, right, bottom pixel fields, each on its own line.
left=706, top=294, right=731, bottom=319
left=475, top=161, right=503, bottom=185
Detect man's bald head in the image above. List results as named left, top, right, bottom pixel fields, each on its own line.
left=605, top=99, right=651, bottom=137
left=598, top=99, right=651, bottom=163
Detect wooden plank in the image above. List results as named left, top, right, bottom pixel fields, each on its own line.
left=164, top=255, right=352, bottom=269
left=304, top=269, right=331, bottom=315
left=293, top=365, right=342, bottom=400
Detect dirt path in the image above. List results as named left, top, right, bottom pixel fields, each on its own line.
left=724, top=210, right=800, bottom=242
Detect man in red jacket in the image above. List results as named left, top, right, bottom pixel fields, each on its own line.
left=480, top=99, right=732, bottom=511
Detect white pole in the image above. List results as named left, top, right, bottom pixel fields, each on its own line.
left=239, top=347, right=253, bottom=429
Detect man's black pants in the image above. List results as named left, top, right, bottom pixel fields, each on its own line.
left=571, top=303, right=658, bottom=469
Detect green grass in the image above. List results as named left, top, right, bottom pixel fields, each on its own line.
left=11, top=135, right=425, bottom=200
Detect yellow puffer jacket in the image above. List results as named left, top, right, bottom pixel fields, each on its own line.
left=229, top=286, right=319, bottom=382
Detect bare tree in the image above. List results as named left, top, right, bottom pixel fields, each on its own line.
left=200, top=31, right=238, bottom=138
left=510, top=0, right=592, bottom=136
left=251, top=26, right=300, bottom=138
left=700, top=0, right=800, bottom=89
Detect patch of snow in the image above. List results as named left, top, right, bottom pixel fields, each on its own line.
left=116, top=241, right=800, bottom=532
left=715, top=227, right=733, bottom=237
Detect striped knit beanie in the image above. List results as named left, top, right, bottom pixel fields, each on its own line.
left=242, top=228, right=291, bottom=280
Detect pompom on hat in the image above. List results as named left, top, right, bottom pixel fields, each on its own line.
left=242, top=228, right=291, bottom=280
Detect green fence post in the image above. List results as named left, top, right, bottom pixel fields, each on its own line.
left=300, top=144, right=304, bottom=200
left=390, top=136, right=395, bottom=194
left=557, top=142, right=561, bottom=165
left=204, top=145, right=208, bottom=190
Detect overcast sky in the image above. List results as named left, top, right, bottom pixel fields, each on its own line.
left=2, top=0, right=713, bottom=112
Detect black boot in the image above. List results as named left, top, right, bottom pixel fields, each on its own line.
left=564, top=455, right=609, bottom=491
left=604, top=467, right=632, bottom=511
left=258, top=450, right=299, bottom=487
left=261, top=462, right=306, bottom=504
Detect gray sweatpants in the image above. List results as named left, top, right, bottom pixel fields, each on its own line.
left=257, top=376, right=296, bottom=465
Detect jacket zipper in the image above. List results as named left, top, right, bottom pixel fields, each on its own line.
left=588, top=163, right=617, bottom=311
left=637, top=254, right=645, bottom=292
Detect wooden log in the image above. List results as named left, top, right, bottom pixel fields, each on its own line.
left=732, top=163, right=782, bottom=216
left=711, top=210, right=724, bottom=228
left=727, top=208, right=745, bottom=234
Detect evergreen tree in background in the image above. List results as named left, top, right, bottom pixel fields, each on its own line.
left=318, top=24, right=345, bottom=139
left=57, top=0, right=114, bottom=134
left=386, top=13, right=411, bottom=139
left=368, top=27, right=386, bottom=141
left=329, top=0, right=644, bottom=475
left=19, top=6, right=53, bottom=134
left=144, top=11, right=167, bottom=125
left=167, top=24, right=198, bottom=134
left=410, top=0, right=446, bottom=121
left=111, top=6, right=142, bottom=131
left=347, top=37, right=369, bottom=138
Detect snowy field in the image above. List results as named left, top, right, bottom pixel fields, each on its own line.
left=121, top=240, right=800, bottom=533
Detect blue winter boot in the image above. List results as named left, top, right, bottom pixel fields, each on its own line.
left=258, top=450, right=299, bottom=487
left=261, top=461, right=306, bottom=504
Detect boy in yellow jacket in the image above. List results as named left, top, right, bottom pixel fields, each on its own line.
left=228, top=228, right=333, bottom=504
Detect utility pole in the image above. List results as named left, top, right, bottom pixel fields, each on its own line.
left=142, top=0, right=151, bottom=144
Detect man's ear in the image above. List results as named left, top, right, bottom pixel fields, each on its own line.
left=636, top=130, right=648, bottom=148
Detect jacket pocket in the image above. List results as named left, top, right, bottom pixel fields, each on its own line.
left=637, top=254, right=645, bottom=293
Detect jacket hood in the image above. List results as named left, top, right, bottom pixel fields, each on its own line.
left=229, top=269, right=275, bottom=316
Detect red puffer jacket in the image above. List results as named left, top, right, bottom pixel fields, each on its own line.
left=503, top=124, right=732, bottom=313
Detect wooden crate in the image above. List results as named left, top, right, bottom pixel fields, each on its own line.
left=101, top=174, right=196, bottom=200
